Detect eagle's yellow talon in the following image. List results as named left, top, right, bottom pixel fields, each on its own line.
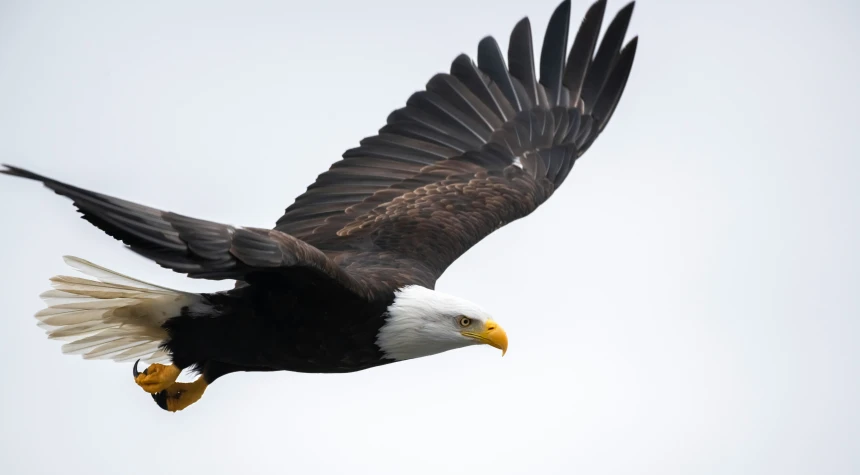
left=133, top=361, right=180, bottom=394
left=154, top=378, right=208, bottom=412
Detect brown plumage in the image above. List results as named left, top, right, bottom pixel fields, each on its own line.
left=1, top=0, right=638, bottom=411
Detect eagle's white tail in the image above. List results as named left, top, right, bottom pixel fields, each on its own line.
left=36, top=256, right=199, bottom=364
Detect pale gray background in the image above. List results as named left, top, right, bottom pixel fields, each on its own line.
left=1, top=0, right=858, bottom=474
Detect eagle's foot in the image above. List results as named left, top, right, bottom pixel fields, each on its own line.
left=133, top=360, right=180, bottom=393
left=152, top=378, right=208, bottom=412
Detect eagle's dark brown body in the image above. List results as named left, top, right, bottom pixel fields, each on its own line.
left=165, top=272, right=395, bottom=382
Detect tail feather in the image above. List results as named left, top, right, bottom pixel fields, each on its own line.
left=36, top=256, right=199, bottom=364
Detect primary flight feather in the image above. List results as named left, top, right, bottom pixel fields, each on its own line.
left=2, top=0, right=637, bottom=412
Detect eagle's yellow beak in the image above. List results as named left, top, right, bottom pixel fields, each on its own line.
left=463, top=319, right=508, bottom=356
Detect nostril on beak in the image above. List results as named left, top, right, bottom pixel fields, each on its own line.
left=487, top=323, right=496, bottom=331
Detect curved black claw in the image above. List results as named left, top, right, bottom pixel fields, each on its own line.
left=133, top=359, right=141, bottom=378
left=132, top=359, right=150, bottom=379
left=152, top=391, right=169, bottom=411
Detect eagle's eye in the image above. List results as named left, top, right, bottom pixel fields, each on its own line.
left=458, top=316, right=471, bottom=327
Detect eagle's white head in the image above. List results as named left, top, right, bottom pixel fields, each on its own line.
left=376, top=285, right=508, bottom=361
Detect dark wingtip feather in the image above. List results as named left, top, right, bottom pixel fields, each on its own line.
left=450, top=53, right=515, bottom=121
left=563, top=0, right=608, bottom=105
left=1, top=164, right=50, bottom=183
left=625, top=36, right=639, bottom=57
left=539, top=0, right=572, bottom=105
left=451, top=53, right=474, bottom=70
left=477, top=36, right=522, bottom=111
left=581, top=1, right=635, bottom=109
left=508, top=17, right=539, bottom=107
left=608, top=2, right=635, bottom=38
left=628, top=36, right=639, bottom=50
left=589, top=35, right=637, bottom=143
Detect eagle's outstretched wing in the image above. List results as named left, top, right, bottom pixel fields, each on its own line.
left=3, top=0, right=637, bottom=299
left=275, top=0, right=637, bottom=289
left=0, top=165, right=378, bottom=297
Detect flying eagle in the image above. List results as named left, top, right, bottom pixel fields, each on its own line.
left=2, top=0, right=637, bottom=412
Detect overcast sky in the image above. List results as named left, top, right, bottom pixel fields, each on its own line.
left=1, top=0, right=858, bottom=474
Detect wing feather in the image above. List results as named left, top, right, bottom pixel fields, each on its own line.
left=581, top=1, right=635, bottom=111
left=563, top=0, right=607, bottom=108
left=450, top=54, right=516, bottom=122
left=426, top=74, right=505, bottom=132
left=477, top=36, right=523, bottom=111
left=508, top=18, right=543, bottom=108
left=1, top=166, right=371, bottom=296
left=540, top=0, right=572, bottom=106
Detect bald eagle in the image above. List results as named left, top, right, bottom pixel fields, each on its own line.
left=2, top=0, right=637, bottom=412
